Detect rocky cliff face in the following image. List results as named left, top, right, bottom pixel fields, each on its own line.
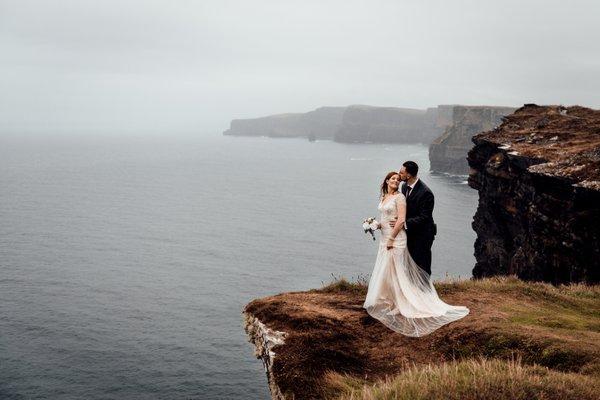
left=223, top=107, right=346, bottom=139
left=427, top=104, right=455, bottom=133
left=244, top=314, right=287, bottom=399
left=429, top=105, right=516, bottom=175
left=468, top=104, right=600, bottom=284
left=333, top=105, right=447, bottom=144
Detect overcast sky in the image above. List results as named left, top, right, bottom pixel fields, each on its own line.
left=1, top=0, right=598, bottom=135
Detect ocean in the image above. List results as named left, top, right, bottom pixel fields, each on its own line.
left=0, top=133, right=477, bottom=399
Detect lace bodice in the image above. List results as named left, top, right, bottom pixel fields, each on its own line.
left=378, top=193, right=407, bottom=243
left=378, top=193, right=405, bottom=220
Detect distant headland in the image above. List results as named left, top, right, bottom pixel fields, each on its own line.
left=223, top=104, right=515, bottom=176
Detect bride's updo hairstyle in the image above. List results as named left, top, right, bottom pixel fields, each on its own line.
left=380, top=171, right=399, bottom=199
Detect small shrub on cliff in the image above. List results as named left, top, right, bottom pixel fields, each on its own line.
left=318, top=274, right=368, bottom=294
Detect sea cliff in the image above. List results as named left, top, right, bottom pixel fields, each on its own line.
left=332, top=105, right=446, bottom=144
left=429, top=105, right=516, bottom=175
left=243, top=277, right=600, bottom=399
left=467, top=104, right=600, bottom=284
left=223, top=106, right=346, bottom=139
left=224, top=105, right=455, bottom=143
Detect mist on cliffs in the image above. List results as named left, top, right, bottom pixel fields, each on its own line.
left=1, top=0, right=599, bottom=135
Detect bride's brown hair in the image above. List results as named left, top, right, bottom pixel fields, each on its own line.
left=380, top=171, right=399, bottom=199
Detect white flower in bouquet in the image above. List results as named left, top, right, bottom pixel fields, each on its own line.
left=362, top=217, right=379, bottom=241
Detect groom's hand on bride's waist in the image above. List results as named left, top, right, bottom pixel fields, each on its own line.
left=389, top=219, right=397, bottom=228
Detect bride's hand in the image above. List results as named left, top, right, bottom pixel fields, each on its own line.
left=386, top=238, right=394, bottom=250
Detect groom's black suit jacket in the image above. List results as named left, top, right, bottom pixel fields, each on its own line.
left=402, top=179, right=436, bottom=274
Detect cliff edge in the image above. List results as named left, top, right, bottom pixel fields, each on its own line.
left=468, top=104, right=600, bottom=284
left=243, top=277, right=599, bottom=399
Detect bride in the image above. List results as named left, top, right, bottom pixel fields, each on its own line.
left=363, top=171, right=469, bottom=337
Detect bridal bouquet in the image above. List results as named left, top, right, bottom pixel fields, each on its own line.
left=362, top=217, right=380, bottom=241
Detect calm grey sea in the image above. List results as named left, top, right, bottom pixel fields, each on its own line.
left=0, top=134, right=477, bottom=399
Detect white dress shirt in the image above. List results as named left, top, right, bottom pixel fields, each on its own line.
left=404, top=178, right=419, bottom=230
left=405, top=178, right=419, bottom=198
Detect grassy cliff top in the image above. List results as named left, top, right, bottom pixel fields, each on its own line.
left=473, top=104, right=600, bottom=183
left=244, top=276, right=600, bottom=400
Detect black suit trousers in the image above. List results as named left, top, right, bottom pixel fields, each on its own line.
left=407, top=233, right=434, bottom=275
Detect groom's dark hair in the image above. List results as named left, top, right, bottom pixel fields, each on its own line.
left=403, top=161, right=419, bottom=177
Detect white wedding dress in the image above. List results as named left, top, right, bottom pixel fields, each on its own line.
left=363, top=193, right=469, bottom=337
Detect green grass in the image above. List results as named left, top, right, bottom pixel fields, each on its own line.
left=506, top=302, right=600, bottom=331
left=318, top=274, right=600, bottom=397
left=320, top=275, right=600, bottom=331
left=326, top=358, right=600, bottom=400
left=435, top=277, right=600, bottom=374
left=317, top=274, right=368, bottom=294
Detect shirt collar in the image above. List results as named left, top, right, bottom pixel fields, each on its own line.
left=408, top=177, right=419, bottom=189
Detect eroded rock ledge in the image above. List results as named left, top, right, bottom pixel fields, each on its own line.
left=243, top=278, right=599, bottom=399
left=468, top=104, right=600, bottom=284
left=243, top=314, right=287, bottom=400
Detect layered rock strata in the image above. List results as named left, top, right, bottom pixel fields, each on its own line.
left=333, top=105, right=446, bottom=144
left=427, top=104, right=454, bottom=134
left=468, top=104, right=600, bottom=284
left=429, top=105, right=516, bottom=175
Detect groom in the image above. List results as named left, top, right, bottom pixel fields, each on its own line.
left=390, top=161, right=437, bottom=275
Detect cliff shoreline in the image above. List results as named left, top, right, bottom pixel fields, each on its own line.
left=224, top=104, right=454, bottom=143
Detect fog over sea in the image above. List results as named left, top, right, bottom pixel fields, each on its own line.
left=0, top=133, right=477, bottom=399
